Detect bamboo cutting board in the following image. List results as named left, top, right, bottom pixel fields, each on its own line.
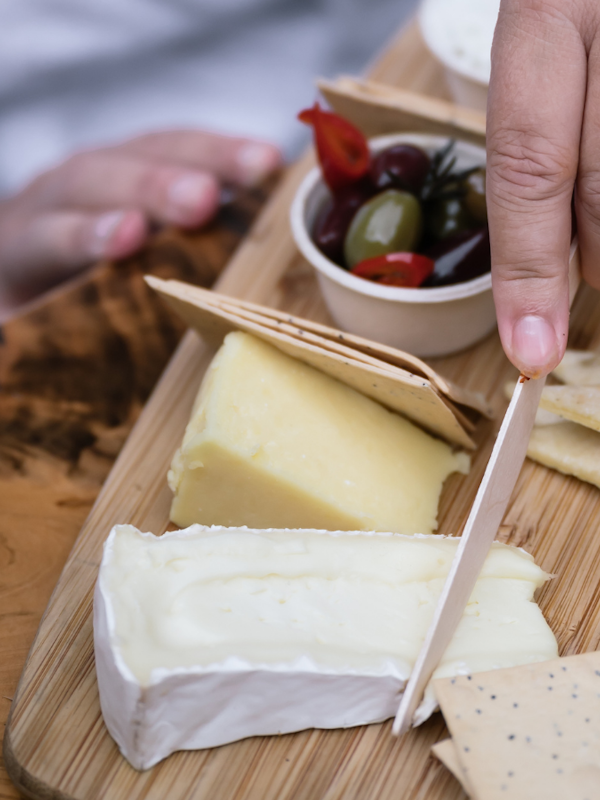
left=6, top=23, right=600, bottom=800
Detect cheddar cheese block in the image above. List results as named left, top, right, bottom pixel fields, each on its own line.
left=94, top=524, right=558, bottom=769
left=168, top=332, right=468, bottom=534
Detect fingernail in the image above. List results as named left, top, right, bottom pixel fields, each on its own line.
left=511, top=315, right=559, bottom=376
left=90, top=210, right=126, bottom=257
left=168, top=173, right=215, bottom=222
left=236, top=143, right=279, bottom=186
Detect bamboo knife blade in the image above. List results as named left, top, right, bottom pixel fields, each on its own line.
left=392, top=372, right=545, bottom=735
left=392, top=241, right=581, bottom=736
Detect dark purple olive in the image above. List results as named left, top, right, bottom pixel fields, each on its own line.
left=370, top=144, right=431, bottom=194
left=421, top=227, right=490, bottom=287
left=312, top=182, right=375, bottom=265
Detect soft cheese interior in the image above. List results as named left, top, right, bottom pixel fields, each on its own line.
left=104, top=524, right=556, bottom=687
left=95, top=524, right=558, bottom=767
left=168, top=332, right=469, bottom=534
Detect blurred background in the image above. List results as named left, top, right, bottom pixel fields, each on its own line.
left=0, top=0, right=419, bottom=197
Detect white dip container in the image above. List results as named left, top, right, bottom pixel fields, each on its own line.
left=418, top=0, right=500, bottom=111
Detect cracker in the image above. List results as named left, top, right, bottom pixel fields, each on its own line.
left=527, top=422, right=600, bottom=489
left=434, top=652, right=600, bottom=800
left=539, top=386, right=600, bottom=432
left=145, top=276, right=476, bottom=448
left=216, top=299, right=476, bottom=433
left=316, top=76, right=486, bottom=146
left=552, top=350, right=600, bottom=386
left=502, top=380, right=600, bottom=487
left=159, top=277, right=493, bottom=418
left=431, top=739, right=474, bottom=797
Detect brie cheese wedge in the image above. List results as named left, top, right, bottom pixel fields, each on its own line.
left=94, top=524, right=557, bottom=770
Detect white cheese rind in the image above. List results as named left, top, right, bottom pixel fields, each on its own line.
left=94, top=580, right=404, bottom=769
left=94, top=524, right=557, bottom=770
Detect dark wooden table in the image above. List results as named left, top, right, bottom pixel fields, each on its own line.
left=0, top=178, right=276, bottom=799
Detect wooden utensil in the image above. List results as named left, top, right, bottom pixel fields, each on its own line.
left=393, top=241, right=581, bottom=735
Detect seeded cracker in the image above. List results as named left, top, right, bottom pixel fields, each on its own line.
left=434, top=651, right=600, bottom=800
left=145, top=275, right=477, bottom=448
left=431, top=739, right=475, bottom=797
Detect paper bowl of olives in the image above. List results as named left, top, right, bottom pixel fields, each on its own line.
left=290, top=107, right=495, bottom=357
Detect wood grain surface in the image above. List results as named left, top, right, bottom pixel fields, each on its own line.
left=3, top=21, right=600, bottom=800
left=0, top=178, right=273, bottom=799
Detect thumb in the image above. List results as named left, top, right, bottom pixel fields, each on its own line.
left=487, top=0, right=585, bottom=377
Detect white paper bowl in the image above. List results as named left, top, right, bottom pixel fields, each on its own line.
left=290, top=133, right=496, bottom=358
left=418, top=0, right=499, bottom=112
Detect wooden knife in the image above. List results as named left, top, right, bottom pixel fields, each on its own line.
left=392, top=241, right=581, bottom=736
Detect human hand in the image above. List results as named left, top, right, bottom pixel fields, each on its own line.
left=0, top=130, right=281, bottom=312
left=486, top=0, right=598, bottom=377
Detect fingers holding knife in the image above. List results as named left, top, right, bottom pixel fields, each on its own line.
left=487, top=0, right=594, bottom=378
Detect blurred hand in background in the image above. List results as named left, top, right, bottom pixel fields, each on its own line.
left=0, top=130, right=280, bottom=312
left=0, top=0, right=415, bottom=318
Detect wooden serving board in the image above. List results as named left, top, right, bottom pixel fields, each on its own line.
left=6, top=22, right=600, bottom=800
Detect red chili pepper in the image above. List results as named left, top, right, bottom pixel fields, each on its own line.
left=298, top=102, right=369, bottom=193
left=350, top=253, right=435, bottom=287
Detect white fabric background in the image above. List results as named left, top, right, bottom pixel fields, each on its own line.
left=0, top=0, right=418, bottom=196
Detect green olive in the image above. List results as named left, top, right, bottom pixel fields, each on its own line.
left=464, top=167, right=487, bottom=223
left=343, top=189, right=423, bottom=269
left=426, top=197, right=473, bottom=241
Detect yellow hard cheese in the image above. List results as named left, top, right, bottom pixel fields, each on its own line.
left=168, top=332, right=469, bottom=533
